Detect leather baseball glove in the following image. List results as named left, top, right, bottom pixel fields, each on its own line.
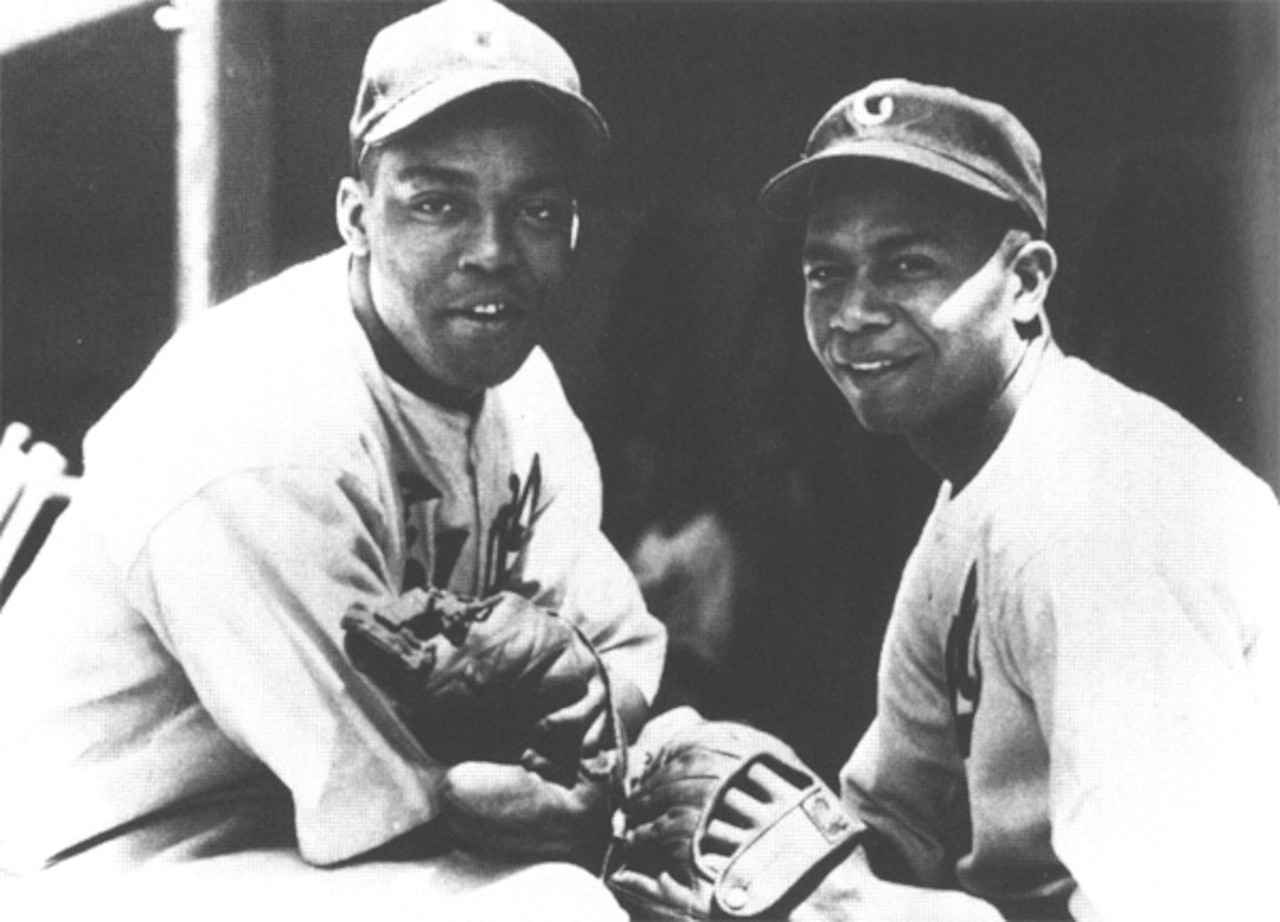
left=607, top=713, right=865, bottom=919
left=341, top=586, right=624, bottom=863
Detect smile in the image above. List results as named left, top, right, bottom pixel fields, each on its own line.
left=848, top=359, right=898, bottom=373
left=450, top=300, right=527, bottom=327
left=832, top=351, right=913, bottom=379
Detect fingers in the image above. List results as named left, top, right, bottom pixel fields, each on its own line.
left=514, top=677, right=610, bottom=780
left=698, top=786, right=764, bottom=870
left=441, top=759, right=611, bottom=863
left=533, top=672, right=608, bottom=756
left=625, top=809, right=702, bottom=869
left=627, top=756, right=812, bottom=879
left=710, top=758, right=806, bottom=821
left=702, top=758, right=812, bottom=870
left=538, top=671, right=607, bottom=729
left=741, top=758, right=810, bottom=805
left=518, top=744, right=584, bottom=788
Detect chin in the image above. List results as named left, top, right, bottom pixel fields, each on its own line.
left=457, top=348, right=535, bottom=392
left=847, top=399, right=908, bottom=435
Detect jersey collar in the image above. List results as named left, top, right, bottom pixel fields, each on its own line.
left=347, top=255, right=484, bottom=415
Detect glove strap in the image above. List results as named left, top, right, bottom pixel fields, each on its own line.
left=567, top=621, right=629, bottom=878
left=568, top=623, right=628, bottom=788
left=700, top=752, right=866, bottom=918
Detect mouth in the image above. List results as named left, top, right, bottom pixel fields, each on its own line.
left=450, top=299, right=525, bottom=327
left=831, top=349, right=915, bottom=381
left=847, top=358, right=900, bottom=374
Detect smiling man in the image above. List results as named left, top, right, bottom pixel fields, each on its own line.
left=797, top=162, right=1049, bottom=488
left=0, top=1, right=661, bottom=915
left=761, top=79, right=1278, bottom=919
left=604, top=79, right=1277, bottom=922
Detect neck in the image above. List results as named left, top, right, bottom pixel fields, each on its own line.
left=911, top=337, right=1054, bottom=492
left=347, top=255, right=483, bottom=414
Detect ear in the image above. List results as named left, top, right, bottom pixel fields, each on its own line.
left=1009, top=239, right=1057, bottom=325
left=336, top=177, right=371, bottom=256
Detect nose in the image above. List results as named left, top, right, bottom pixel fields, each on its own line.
left=829, top=278, right=890, bottom=333
left=458, top=212, right=517, bottom=274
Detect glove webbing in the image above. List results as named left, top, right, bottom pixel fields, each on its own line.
left=699, top=752, right=866, bottom=917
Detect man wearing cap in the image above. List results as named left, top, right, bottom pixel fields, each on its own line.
left=755, top=80, right=1277, bottom=919
left=0, top=0, right=660, bottom=914
left=604, top=79, right=1277, bottom=922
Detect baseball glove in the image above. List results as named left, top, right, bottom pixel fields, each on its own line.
left=341, top=586, right=624, bottom=863
left=606, top=714, right=865, bottom=920
left=341, top=586, right=604, bottom=766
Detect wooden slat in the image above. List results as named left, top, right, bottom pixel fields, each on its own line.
left=174, top=0, right=275, bottom=326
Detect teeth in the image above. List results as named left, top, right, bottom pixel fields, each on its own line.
left=470, top=303, right=505, bottom=317
left=850, top=359, right=894, bottom=372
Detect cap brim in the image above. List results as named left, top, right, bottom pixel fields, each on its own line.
left=361, top=69, right=609, bottom=159
left=759, top=140, right=1017, bottom=221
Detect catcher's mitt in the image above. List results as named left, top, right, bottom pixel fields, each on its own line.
left=342, top=586, right=624, bottom=863
left=607, top=714, right=865, bottom=920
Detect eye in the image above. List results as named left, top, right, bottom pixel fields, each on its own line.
left=888, top=253, right=938, bottom=277
left=409, top=193, right=464, bottom=219
left=803, top=263, right=844, bottom=287
left=519, top=198, right=572, bottom=230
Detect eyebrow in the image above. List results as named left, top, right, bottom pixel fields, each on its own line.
left=801, top=230, right=938, bottom=262
left=800, top=240, right=846, bottom=262
left=393, top=164, right=574, bottom=194
left=394, top=164, right=472, bottom=186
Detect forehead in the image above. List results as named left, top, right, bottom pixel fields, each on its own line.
left=803, top=166, right=1004, bottom=247
left=371, top=107, right=577, bottom=190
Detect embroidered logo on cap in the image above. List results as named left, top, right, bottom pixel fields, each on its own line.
left=852, top=93, right=894, bottom=126
left=469, top=26, right=505, bottom=60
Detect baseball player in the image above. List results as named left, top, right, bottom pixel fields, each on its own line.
left=606, top=80, right=1278, bottom=921
left=0, top=0, right=661, bottom=914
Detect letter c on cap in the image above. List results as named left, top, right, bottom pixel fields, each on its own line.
left=852, top=94, right=894, bottom=126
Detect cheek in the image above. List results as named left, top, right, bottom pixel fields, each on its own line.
left=929, top=264, right=1011, bottom=334
left=524, top=240, right=572, bottom=286
left=370, top=226, right=432, bottom=280
left=803, top=299, right=827, bottom=356
left=370, top=206, right=456, bottom=270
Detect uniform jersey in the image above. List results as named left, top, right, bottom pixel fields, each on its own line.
left=841, top=348, right=1278, bottom=921
left=0, top=248, right=664, bottom=873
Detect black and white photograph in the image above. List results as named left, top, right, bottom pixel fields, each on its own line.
left=1, top=1, right=1276, bottom=919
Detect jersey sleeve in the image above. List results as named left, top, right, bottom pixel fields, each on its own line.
left=496, top=350, right=667, bottom=705
left=839, top=596, right=970, bottom=888
left=126, top=466, right=446, bottom=866
left=1003, top=533, right=1278, bottom=921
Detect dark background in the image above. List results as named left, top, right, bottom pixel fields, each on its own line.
left=3, top=0, right=1277, bottom=781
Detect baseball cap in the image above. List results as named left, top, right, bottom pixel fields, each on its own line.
left=348, top=0, right=609, bottom=167
left=759, top=78, right=1047, bottom=234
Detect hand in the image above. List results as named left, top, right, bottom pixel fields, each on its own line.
left=673, top=756, right=1003, bottom=922
left=440, top=758, right=616, bottom=867
left=607, top=717, right=865, bottom=920
left=436, top=664, right=626, bottom=868
left=666, top=759, right=1003, bottom=922
left=342, top=588, right=604, bottom=766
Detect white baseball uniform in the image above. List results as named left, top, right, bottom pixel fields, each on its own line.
left=0, top=249, right=663, bottom=900
left=842, top=347, right=1278, bottom=920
